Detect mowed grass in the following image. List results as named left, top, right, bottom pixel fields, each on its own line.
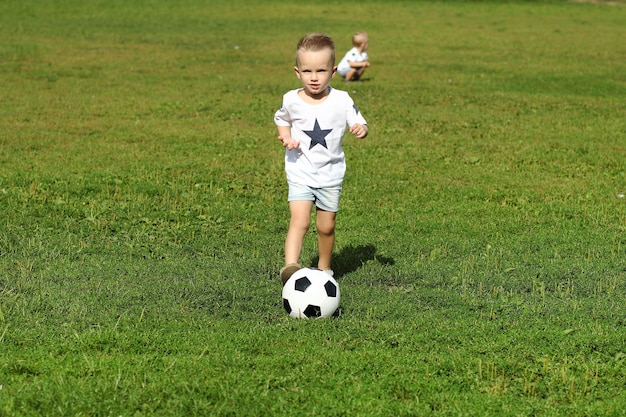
left=1, top=0, right=625, bottom=415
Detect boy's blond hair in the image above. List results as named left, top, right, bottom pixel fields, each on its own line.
left=352, top=31, right=368, bottom=47
left=296, top=33, right=336, bottom=66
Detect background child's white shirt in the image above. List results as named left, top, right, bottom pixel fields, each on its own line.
left=274, top=87, right=367, bottom=188
left=337, top=47, right=369, bottom=76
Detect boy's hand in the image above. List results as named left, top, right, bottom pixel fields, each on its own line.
left=350, top=124, right=368, bottom=139
left=278, top=135, right=300, bottom=150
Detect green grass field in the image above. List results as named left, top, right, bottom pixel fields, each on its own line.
left=1, top=0, right=625, bottom=415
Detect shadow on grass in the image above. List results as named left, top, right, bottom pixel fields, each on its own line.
left=310, top=244, right=394, bottom=278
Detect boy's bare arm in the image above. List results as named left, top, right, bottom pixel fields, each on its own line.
left=350, top=123, right=368, bottom=139
left=277, top=125, right=300, bottom=150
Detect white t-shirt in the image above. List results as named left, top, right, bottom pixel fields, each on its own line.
left=274, top=87, right=367, bottom=187
left=337, top=47, right=369, bottom=77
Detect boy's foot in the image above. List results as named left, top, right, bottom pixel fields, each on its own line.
left=280, top=263, right=302, bottom=285
left=322, top=269, right=334, bottom=277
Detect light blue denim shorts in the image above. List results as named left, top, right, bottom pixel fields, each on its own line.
left=288, top=182, right=342, bottom=212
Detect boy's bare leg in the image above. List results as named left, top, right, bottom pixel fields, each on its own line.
left=316, top=208, right=336, bottom=271
left=285, top=200, right=313, bottom=265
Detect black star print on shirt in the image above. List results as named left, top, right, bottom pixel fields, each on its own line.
left=303, top=119, right=332, bottom=150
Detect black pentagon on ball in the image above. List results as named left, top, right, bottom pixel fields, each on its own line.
left=283, top=298, right=292, bottom=314
left=303, top=304, right=322, bottom=318
left=324, top=280, right=337, bottom=297
left=295, top=276, right=312, bottom=292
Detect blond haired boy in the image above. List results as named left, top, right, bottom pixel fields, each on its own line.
left=274, top=33, right=369, bottom=284
left=337, top=32, right=370, bottom=81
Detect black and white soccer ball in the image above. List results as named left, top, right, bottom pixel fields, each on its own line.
left=282, top=268, right=340, bottom=319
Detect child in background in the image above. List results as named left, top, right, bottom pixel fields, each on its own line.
left=337, top=32, right=370, bottom=81
left=274, top=33, right=369, bottom=284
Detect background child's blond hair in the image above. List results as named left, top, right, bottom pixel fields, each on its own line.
left=352, top=31, right=368, bottom=47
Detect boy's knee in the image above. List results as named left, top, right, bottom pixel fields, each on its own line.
left=290, top=215, right=310, bottom=231
left=317, top=222, right=335, bottom=236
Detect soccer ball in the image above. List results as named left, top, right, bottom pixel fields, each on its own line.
left=282, top=268, right=340, bottom=319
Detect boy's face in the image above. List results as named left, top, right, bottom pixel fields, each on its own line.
left=294, top=48, right=336, bottom=99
